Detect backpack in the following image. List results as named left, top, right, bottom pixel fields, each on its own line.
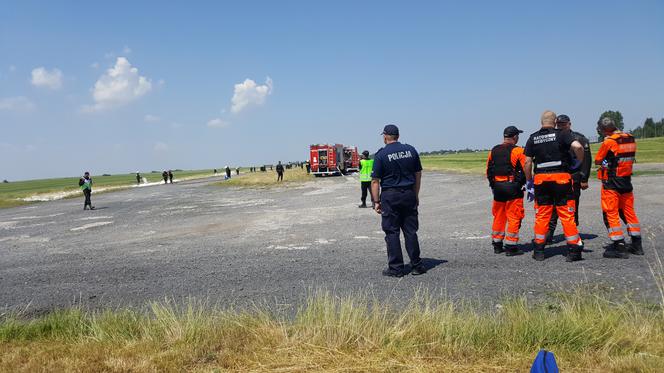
left=530, top=349, right=559, bottom=373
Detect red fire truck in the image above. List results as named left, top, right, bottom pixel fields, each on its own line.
left=309, top=144, right=359, bottom=176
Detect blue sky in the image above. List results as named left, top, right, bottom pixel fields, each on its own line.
left=1, top=0, right=663, bottom=180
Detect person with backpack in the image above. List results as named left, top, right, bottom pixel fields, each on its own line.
left=486, top=126, right=527, bottom=256
left=595, top=117, right=643, bottom=258
left=524, top=110, right=585, bottom=262
left=78, top=171, right=94, bottom=210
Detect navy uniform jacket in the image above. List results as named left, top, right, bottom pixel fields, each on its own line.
left=371, top=142, right=422, bottom=189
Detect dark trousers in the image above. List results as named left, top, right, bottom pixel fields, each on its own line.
left=381, top=188, right=421, bottom=270
left=360, top=181, right=372, bottom=205
left=548, top=182, right=581, bottom=233
left=83, top=189, right=92, bottom=208
left=277, top=171, right=283, bottom=181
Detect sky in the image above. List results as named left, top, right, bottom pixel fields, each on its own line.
left=1, top=0, right=663, bottom=181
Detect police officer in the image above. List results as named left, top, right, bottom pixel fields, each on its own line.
left=358, top=150, right=374, bottom=208
left=524, top=111, right=585, bottom=262
left=547, top=114, right=591, bottom=242
left=276, top=161, right=284, bottom=181
left=371, top=124, right=427, bottom=277
left=79, top=171, right=95, bottom=210
left=486, top=126, right=527, bottom=256
left=595, top=117, right=643, bottom=258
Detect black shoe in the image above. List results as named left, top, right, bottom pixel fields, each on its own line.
left=532, top=242, right=546, bottom=261
left=603, top=240, right=629, bottom=259
left=358, top=204, right=367, bottom=208
left=493, top=242, right=504, bottom=254
left=505, top=245, right=523, bottom=257
left=546, top=232, right=554, bottom=244
left=382, top=268, right=404, bottom=277
left=90, top=206, right=95, bottom=210
left=566, top=244, right=583, bottom=262
left=629, top=237, right=644, bottom=255
left=411, top=263, right=427, bottom=275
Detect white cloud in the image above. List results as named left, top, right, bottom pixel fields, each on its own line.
left=230, top=77, right=273, bottom=114
left=154, top=142, right=168, bottom=152
left=91, top=62, right=100, bottom=69
left=0, top=96, right=35, bottom=112
left=31, top=67, right=63, bottom=90
left=207, top=118, right=229, bottom=128
left=84, top=57, right=152, bottom=112
left=144, top=114, right=160, bottom=122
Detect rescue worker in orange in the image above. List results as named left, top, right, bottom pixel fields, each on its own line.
left=595, top=117, right=643, bottom=258
left=524, top=111, right=585, bottom=262
left=486, top=126, right=526, bottom=256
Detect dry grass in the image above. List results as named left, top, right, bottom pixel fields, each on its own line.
left=1, top=287, right=663, bottom=372
left=216, top=167, right=314, bottom=188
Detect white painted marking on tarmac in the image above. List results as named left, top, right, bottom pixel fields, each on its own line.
left=137, top=210, right=151, bottom=214
left=77, top=216, right=113, bottom=221
left=0, top=235, right=50, bottom=243
left=268, top=244, right=309, bottom=250
left=70, top=221, right=114, bottom=231
left=462, top=235, right=491, bottom=240
left=11, top=213, right=64, bottom=220
left=0, top=221, right=18, bottom=229
left=315, top=238, right=331, bottom=244
left=354, top=236, right=371, bottom=239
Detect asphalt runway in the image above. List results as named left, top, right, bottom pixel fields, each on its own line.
left=1, top=172, right=663, bottom=314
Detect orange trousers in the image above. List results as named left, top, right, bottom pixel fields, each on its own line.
left=534, top=200, right=580, bottom=245
left=601, top=187, right=640, bottom=241
left=491, top=198, right=524, bottom=245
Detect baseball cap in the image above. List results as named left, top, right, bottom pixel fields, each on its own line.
left=382, top=124, right=399, bottom=136
left=556, top=114, right=571, bottom=124
left=503, top=125, right=523, bottom=137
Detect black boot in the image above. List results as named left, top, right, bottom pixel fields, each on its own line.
left=566, top=243, right=583, bottom=262
left=493, top=242, right=504, bottom=254
left=603, top=239, right=629, bottom=259
left=629, top=236, right=644, bottom=255
left=505, top=244, right=523, bottom=257
left=532, top=241, right=546, bottom=261
left=546, top=231, right=554, bottom=244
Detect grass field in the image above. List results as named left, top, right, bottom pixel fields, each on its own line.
left=1, top=286, right=662, bottom=372
left=216, top=167, right=313, bottom=188
left=421, top=136, right=664, bottom=174
left=0, top=170, right=217, bottom=209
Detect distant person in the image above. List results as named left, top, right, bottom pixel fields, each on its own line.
left=547, top=114, right=591, bottom=242
left=486, top=126, right=526, bottom=256
left=136, top=172, right=141, bottom=185
left=371, top=124, right=427, bottom=277
left=358, top=150, right=374, bottom=208
left=214, top=168, right=217, bottom=175
left=168, top=170, right=174, bottom=184
left=78, top=171, right=95, bottom=210
left=162, top=170, right=168, bottom=184
left=276, top=161, right=284, bottom=181
left=225, top=165, right=231, bottom=179
left=236, top=167, right=240, bottom=176
left=305, top=161, right=310, bottom=174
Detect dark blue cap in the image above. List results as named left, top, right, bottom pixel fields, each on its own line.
left=382, top=124, right=399, bottom=136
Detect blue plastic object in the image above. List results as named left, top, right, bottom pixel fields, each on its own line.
left=530, top=349, right=559, bottom=373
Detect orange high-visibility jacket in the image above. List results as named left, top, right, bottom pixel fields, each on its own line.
left=595, top=133, right=636, bottom=181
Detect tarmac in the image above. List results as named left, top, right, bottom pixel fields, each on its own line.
left=1, top=171, right=663, bottom=314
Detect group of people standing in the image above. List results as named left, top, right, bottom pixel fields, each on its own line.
left=364, top=114, right=644, bottom=278
left=487, top=111, right=643, bottom=262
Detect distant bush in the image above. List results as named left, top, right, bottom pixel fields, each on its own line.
left=102, top=174, right=112, bottom=176
left=2, top=179, right=8, bottom=183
